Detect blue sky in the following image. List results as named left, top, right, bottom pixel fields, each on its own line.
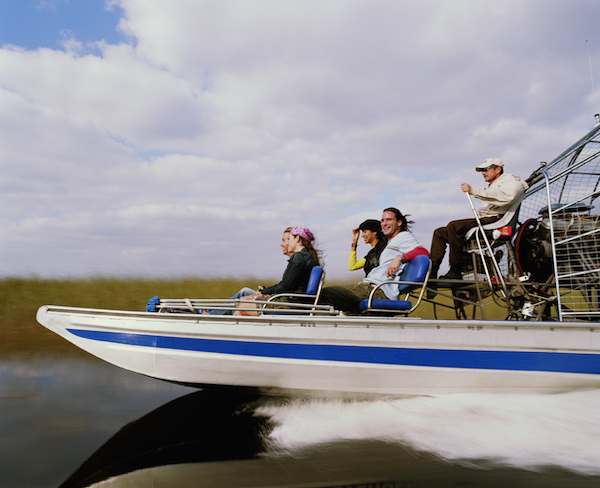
left=0, top=1, right=126, bottom=50
left=1, top=0, right=599, bottom=281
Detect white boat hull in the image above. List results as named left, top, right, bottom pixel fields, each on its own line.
left=37, top=305, right=600, bottom=397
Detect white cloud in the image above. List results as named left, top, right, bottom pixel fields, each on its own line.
left=1, top=0, right=599, bottom=280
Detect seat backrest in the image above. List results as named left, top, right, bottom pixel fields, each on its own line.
left=465, top=193, right=525, bottom=241
left=482, top=193, right=525, bottom=231
left=397, top=255, right=430, bottom=294
left=305, top=266, right=323, bottom=295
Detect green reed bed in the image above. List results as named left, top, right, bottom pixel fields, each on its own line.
left=0, top=277, right=504, bottom=354
left=0, top=277, right=256, bottom=354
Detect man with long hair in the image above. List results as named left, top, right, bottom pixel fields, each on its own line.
left=319, top=208, right=428, bottom=312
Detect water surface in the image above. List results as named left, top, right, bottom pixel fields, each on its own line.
left=2, top=349, right=600, bottom=487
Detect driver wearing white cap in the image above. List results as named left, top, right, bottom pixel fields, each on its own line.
left=429, top=158, right=528, bottom=280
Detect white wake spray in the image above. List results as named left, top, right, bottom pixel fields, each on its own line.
left=256, top=389, right=600, bottom=475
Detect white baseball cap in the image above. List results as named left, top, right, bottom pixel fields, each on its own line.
left=476, top=158, right=504, bottom=172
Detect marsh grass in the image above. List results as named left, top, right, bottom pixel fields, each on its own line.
left=0, top=277, right=507, bottom=354
left=0, top=277, right=260, bottom=354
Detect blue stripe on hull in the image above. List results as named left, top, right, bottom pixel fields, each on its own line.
left=67, top=328, right=600, bottom=375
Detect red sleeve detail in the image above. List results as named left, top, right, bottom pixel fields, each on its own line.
left=403, top=246, right=430, bottom=262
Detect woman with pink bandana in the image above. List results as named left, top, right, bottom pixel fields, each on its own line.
left=234, top=226, right=321, bottom=316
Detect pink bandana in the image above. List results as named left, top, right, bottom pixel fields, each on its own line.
left=290, top=226, right=314, bottom=242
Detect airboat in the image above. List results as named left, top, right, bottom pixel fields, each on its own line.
left=36, top=119, right=600, bottom=397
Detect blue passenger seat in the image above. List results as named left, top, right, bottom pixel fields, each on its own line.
left=357, top=255, right=431, bottom=314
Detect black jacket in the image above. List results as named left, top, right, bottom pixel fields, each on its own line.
left=261, top=248, right=317, bottom=295
left=363, top=239, right=387, bottom=276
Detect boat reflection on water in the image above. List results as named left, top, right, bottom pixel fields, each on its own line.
left=60, top=389, right=270, bottom=488
left=62, top=389, right=600, bottom=488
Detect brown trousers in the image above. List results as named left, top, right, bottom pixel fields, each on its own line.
left=430, top=216, right=502, bottom=265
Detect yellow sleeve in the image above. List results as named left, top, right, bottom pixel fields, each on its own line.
left=349, top=250, right=366, bottom=270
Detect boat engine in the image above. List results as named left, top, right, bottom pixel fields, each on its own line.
left=514, top=217, right=554, bottom=284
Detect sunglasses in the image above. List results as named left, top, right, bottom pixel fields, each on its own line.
left=477, top=165, right=497, bottom=172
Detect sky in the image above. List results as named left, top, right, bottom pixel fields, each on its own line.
left=1, top=0, right=599, bottom=282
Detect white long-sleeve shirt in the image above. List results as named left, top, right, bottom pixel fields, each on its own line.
left=364, top=231, right=421, bottom=299
left=470, top=173, right=528, bottom=218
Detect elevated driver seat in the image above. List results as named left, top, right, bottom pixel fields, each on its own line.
left=464, top=193, right=525, bottom=244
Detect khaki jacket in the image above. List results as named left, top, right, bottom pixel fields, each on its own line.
left=470, top=173, right=529, bottom=218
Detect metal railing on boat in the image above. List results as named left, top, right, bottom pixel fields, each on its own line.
left=152, top=297, right=338, bottom=316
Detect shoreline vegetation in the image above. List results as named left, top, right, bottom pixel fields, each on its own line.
left=0, top=276, right=278, bottom=355
left=1, top=277, right=501, bottom=355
